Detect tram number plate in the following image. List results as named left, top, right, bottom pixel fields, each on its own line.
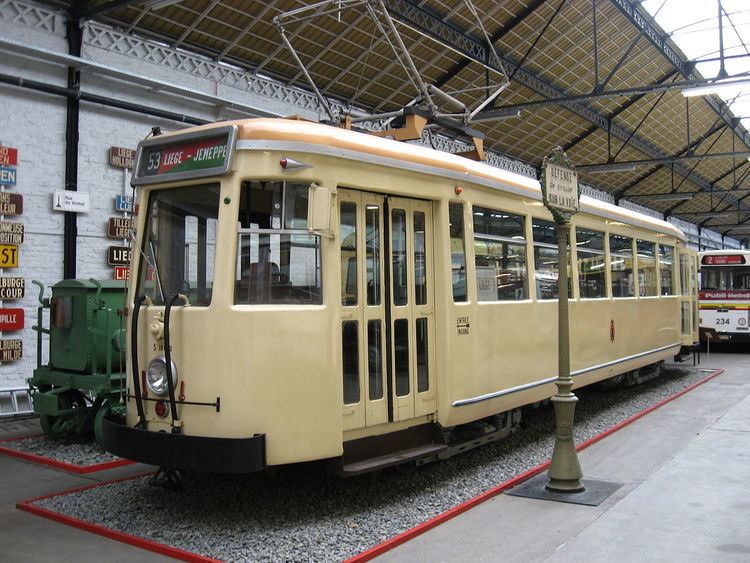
left=0, top=338, right=22, bottom=361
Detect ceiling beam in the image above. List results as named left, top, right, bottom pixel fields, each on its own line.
left=84, top=0, right=143, bottom=19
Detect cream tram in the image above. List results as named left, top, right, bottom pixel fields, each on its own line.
left=699, top=249, right=750, bottom=343
left=100, top=118, right=698, bottom=475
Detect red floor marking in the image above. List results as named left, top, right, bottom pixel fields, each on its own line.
left=0, top=443, right=133, bottom=474
left=346, top=368, right=725, bottom=563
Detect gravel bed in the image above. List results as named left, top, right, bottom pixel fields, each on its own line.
left=1, top=435, right=121, bottom=467
left=35, top=366, right=717, bottom=561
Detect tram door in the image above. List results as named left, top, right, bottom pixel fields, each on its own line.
left=339, top=190, right=436, bottom=431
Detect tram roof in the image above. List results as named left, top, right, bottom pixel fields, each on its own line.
left=173, top=117, right=685, bottom=241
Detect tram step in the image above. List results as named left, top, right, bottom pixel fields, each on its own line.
left=339, top=443, right=447, bottom=476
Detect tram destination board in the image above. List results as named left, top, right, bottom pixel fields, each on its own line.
left=0, top=277, right=24, bottom=299
left=132, top=125, right=237, bottom=186
left=108, top=217, right=135, bottom=239
left=0, top=193, right=22, bottom=215
left=0, top=339, right=22, bottom=361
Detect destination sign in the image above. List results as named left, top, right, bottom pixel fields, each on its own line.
left=0, top=245, right=18, bottom=268
left=0, top=308, right=24, bottom=331
left=0, top=277, right=25, bottom=299
left=0, top=338, right=22, bottom=361
left=0, top=147, right=17, bottom=167
left=701, top=254, right=745, bottom=266
left=0, top=167, right=16, bottom=186
left=108, top=217, right=135, bottom=239
left=0, top=192, right=22, bottom=215
left=113, top=266, right=130, bottom=281
left=110, top=146, right=135, bottom=169
left=108, top=246, right=132, bottom=266
left=115, top=194, right=133, bottom=213
left=0, top=222, right=23, bottom=245
left=132, top=126, right=235, bottom=186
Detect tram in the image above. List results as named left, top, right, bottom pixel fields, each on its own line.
left=100, top=118, right=698, bottom=475
left=698, top=249, right=750, bottom=343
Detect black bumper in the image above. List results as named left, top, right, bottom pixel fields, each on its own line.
left=100, top=416, right=266, bottom=473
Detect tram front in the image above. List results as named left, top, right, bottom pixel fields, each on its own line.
left=99, top=122, right=338, bottom=473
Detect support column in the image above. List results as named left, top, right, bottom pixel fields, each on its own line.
left=63, top=8, right=82, bottom=279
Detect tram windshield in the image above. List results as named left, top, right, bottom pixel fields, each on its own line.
left=137, top=184, right=220, bottom=306
left=700, top=266, right=750, bottom=291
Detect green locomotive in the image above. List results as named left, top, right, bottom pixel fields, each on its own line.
left=28, top=279, right=126, bottom=441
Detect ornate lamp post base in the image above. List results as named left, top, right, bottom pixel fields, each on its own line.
left=546, top=386, right=584, bottom=493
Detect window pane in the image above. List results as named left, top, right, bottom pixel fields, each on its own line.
left=394, top=319, right=409, bottom=396
left=637, top=240, right=657, bottom=296
left=340, top=201, right=357, bottom=306
left=414, top=211, right=427, bottom=305
left=474, top=240, right=528, bottom=301
left=533, top=219, right=571, bottom=299
left=532, top=218, right=557, bottom=245
left=473, top=206, right=524, bottom=238
left=681, top=255, right=691, bottom=294
left=392, top=209, right=408, bottom=306
left=681, top=302, right=691, bottom=335
left=659, top=245, right=674, bottom=296
left=235, top=233, right=322, bottom=304
left=578, top=249, right=606, bottom=298
left=449, top=203, right=467, bottom=302
left=575, top=228, right=605, bottom=251
left=342, top=321, right=359, bottom=404
left=610, top=234, right=634, bottom=297
left=235, top=181, right=322, bottom=305
left=367, top=320, right=383, bottom=400
left=416, top=317, right=429, bottom=393
left=138, top=184, right=220, bottom=306
left=366, top=205, right=381, bottom=306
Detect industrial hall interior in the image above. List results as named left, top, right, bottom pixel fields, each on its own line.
left=1, top=0, right=750, bottom=561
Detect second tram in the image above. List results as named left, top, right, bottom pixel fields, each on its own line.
left=699, top=249, right=750, bottom=343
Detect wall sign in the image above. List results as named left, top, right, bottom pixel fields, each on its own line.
left=108, top=246, right=132, bottom=266
left=113, top=266, right=130, bottom=281
left=0, top=338, right=22, bottom=361
left=0, top=147, right=17, bottom=167
left=110, top=146, right=135, bottom=169
left=0, top=193, right=22, bottom=215
left=0, top=167, right=17, bottom=186
left=53, top=191, right=90, bottom=213
left=0, top=245, right=18, bottom=268
left=0, top=277, right=25, bottom=299
left=0, top=222, right=23, bottom=245
left=115, top=194, right=133, bottom=213
left=0, top=308, right=24, bottom=331
left=108, top=217, right=135, bottom=239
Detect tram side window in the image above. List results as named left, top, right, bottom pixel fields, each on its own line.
left=235, top=180, right=322, bottom=304
left=576, top=227, right=606, bottom=298
left=681, top=254, right=692, bottom=294
left=659, top=245, right=674, bottom=296
left=449, top=203, right=467, bottom=302
left=137, top=184, right=219, bottom=306
left=637, top=240, right=657, bottom=296
left=473, top=206, right=527, bottom=301
left=610, top=234, right=634, bottom=297
left=532, top=218, right=571, bottom=299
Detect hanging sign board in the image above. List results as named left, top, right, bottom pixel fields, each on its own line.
left=540, top=147, right=580, bottom=221
left=132, top=126, right=236, bottom=186
left=53, top=191, right=89, bottom=213
left=0, top=338, right=22, bottom=361
left=0, top=222, right=23, bottom=245
left=0, top=147, right=17, bottom=167
left=115, top=194, right=133, bottom=213
left=0, top=193, right=22, bottom=215
left=109, top=146, right=135, bottom=169
left=0, top=167, right=17, bottom=186
left=0, top=277, right=25, bottom=299
left=108, top=246, right=131, bottom=266
left=113, top=266, right=130, bottom=281
left=108, top=217, right=135, bottom=239
left=0, top=308, right=24, bottom=331
left=0, top=245, right=18, bottom=268
left=701, top=254, right=745, bottom=266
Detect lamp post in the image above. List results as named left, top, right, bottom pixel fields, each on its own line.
left=540, top=147, right=584, bottom=493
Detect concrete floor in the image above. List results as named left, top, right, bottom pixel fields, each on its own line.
left=0, top=351, right=747, bottom=562
left=378, top=351, right=750, bottom=562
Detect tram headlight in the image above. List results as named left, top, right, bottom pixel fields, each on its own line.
left=146, top=355, right=178, bottom=396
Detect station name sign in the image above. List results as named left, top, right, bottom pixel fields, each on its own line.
left=108, top=246, right=131, bottom=266
left=0, top=308, right=24, bottom=331
left=0, top=222, right=23, bottom=245
left=0, top=192, right=22, bottom=215
left=132, top=126, right=236, bottom=186
left=109, top=146, right=135, bottom=169
left=701, top=254, right=745, bottom=266
left=0, top=338, right=22, bottom=361
left=0, top=147, right=17, bottom=167
left=108, top=217, right=135, bottom=239
left=0, top=277, right=25, bottom=299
